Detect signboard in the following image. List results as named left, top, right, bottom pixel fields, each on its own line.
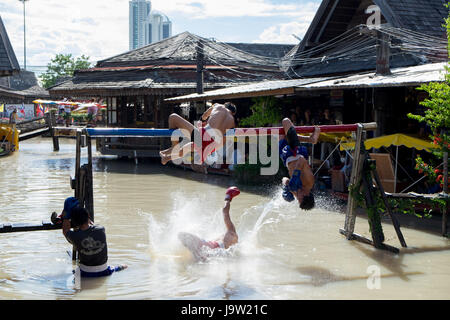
left=4, top=104, right=35, bottom=120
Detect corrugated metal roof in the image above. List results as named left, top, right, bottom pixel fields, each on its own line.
left=165, top=62, right=447, bottom=103
left=299, top=62, right=447, bottom=90
left=165, top=77, right=334, bottom=102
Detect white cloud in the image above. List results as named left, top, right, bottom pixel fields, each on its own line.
left=254, top=2, right=319, bottom=44
left=3, top=0, right=129, bottom=66
left=151, top=0, right=312, bottom=18
left=2, top=0, right=320, bottom=67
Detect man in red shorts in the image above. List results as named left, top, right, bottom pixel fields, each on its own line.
left=159, top=102, right=236, bottom=165
left=178, top=186, right=240, bottom=261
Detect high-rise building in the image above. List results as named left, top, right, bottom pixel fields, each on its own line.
left=129, top=0, right=172, bottom=50
left=129, top=0, right=151, bottom=50
left=146, top=11, right=172, bottom=45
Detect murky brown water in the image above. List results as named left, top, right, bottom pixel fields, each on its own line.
left=0, top=137, right=449, bottom=299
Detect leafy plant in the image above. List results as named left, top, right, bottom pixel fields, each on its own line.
left=239, top=96, right=282, bottom=127
left=233, top=97, right=284, bottom=184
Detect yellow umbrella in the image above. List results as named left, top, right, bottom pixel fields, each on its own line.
left=340, top=133, right=437, bottom=192
left=340, top=133, right=435, bottom=152
left=317, top=132, right=352, bottom=143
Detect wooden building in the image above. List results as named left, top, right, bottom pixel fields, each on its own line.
left=48, top=32, right=293, bottom=157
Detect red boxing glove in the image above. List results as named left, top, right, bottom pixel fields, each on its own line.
left=225, top=186, right=240, bottom=201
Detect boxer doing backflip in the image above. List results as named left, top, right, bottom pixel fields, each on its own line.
left=279, top=117, right=321, bottom=210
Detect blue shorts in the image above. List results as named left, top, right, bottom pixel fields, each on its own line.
left=75, top=265, right=126, bottom=278
left=279, top=140, right=309, bottom=168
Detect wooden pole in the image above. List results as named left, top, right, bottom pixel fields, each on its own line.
left=74, top=130, right=81, bottom=199
left=196, top=40, right=204, bottom=95
left=45, top=112, right=59, bottom=151
left=72, top=130, right=82, bottom=261
left=195, top=40, right=205, bottom=117
left=343, top=124, right=365, bottom=238
left=86, top=135, right=94, bottom=222
left=376, top=30, right=391, bottom=75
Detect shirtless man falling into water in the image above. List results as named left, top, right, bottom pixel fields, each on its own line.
left=178, top=187, right=240, bottom=261
left=160, top=102, right=236, bottom=165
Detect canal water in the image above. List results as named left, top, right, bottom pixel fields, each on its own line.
left=0, top=138, right=449, bottom=299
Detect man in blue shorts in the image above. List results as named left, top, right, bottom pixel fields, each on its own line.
left=60, top=197, right=127, bottom=277
left=279, top=118, right=320, bottom=210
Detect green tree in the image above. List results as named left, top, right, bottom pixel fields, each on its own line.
left=40, top=54, right=91, bottom=89
left=239, top=96, right=282, bottom=127
left=407, top=3, right=450, bottom=190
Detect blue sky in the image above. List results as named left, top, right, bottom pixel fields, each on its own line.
left=1, top=0, right=321, bottom=67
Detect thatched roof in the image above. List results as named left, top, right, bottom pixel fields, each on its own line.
left=49, top=32, right=288, bottom=97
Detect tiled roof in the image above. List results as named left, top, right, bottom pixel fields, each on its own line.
left=376, top=0, right=448, bottom=38
left=96, top=32, right=281, bottom=70
left=287, top=0, right=448, bottom=77
left=50, top=32, right=288, bottom=94
left=227, top=43, right=295, bottom=59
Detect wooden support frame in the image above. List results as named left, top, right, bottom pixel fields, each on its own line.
left=340, top=122, right=406, bottom=254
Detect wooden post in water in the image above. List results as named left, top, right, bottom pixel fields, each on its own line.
left=343, top=124, right=364, bottom=238
left=45, top=111, right=59, bottom=151
left=86, top=135, right=94, bottom=222
left=72, top=129, right=82, bottom=261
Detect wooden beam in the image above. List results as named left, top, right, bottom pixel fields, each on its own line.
left=343, top=124, right=364, bottom=238
left=18, top=127, right=50, bottom=141
left=0, top=221, right=61, bottom=233
left=339, top=229, right=400, bottom=254
left=315, top=0, right=340, bottom=43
